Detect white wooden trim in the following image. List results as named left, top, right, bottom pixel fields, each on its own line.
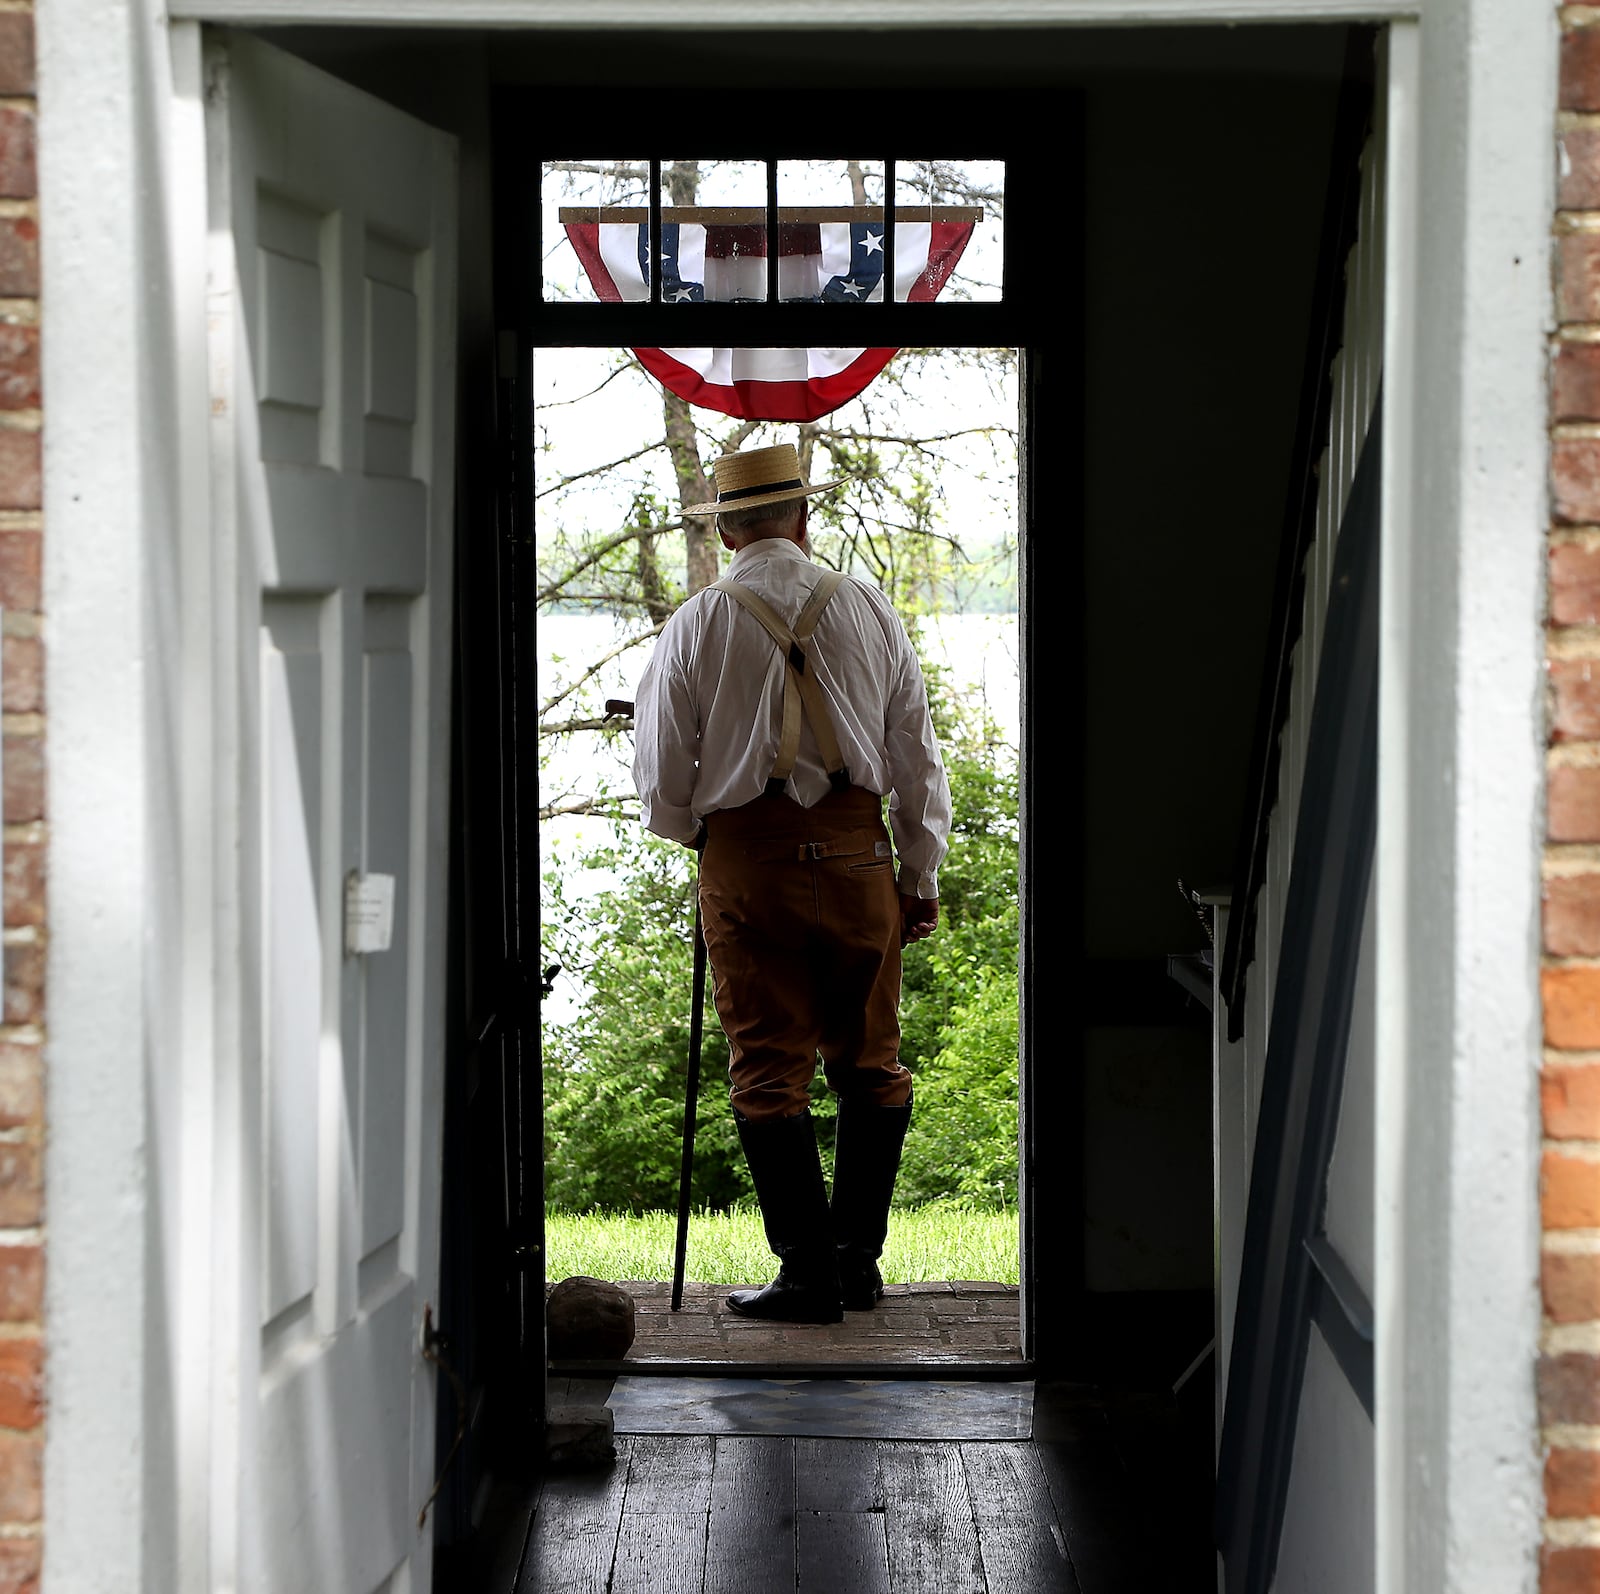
left=1374, top=33, right=1418, bottom=1594
left=37, top=1, right=193, bottom=1587
left=168, top=0, right=1420, bottom=21
left=1374, top=3, right=1552, bottom=1589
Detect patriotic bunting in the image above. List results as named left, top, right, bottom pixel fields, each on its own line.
left=562, top=215, right=975, bottom=421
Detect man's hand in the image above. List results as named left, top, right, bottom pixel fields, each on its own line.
left=899, top=894, right=939, bottom=947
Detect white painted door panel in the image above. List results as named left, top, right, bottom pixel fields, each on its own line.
left=207, top=32, right=457, bottom=1594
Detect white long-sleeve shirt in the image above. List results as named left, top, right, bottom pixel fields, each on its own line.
left=631, top=537, right=951, bottom=898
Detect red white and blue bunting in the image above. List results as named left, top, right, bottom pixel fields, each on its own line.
left=562, top=215, right=975, bottom=421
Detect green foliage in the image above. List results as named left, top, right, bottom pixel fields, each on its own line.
left=541, top=660, right=1021, bottom=1217
left=897, top=969, right=1020, bottom=1207
left=541, top=832, right=749, bottom=1212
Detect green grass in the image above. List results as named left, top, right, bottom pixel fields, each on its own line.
left=545, top=1200, right=1019, bottom=1287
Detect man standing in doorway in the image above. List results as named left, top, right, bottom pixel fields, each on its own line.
left=632, top=443, right=951, bottom=1324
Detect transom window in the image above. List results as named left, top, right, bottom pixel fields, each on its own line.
left=497, top=92, right=1042, bottom=348
left=542, top=157, right=1002, bottom=305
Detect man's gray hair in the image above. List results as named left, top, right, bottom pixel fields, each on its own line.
left=717, top=497, right=805, bottom=538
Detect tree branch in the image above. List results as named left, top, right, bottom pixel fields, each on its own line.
left=540, top=620, right=665, bottom=718
left=540, top=796, right=641, bottom=822
left=814, top=426, right=1015, bottom=450
left=535, top=357, right=643, bottom=410
left=535, top=440, right=665, bottom=500
left=539, top=716, right=628, bottom=737
left=538, top=522, right=683, bottom=605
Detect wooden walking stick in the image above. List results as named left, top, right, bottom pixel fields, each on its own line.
left=606, top=695, right=706, bottom=1313
left=671, top=896, right=707, bottom=1312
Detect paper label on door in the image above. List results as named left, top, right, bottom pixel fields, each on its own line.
left=345, top=871, right=396, bottom=956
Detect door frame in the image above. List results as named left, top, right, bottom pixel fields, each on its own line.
left=37, top=4, right=1553, bottom=1592
left=491, top=85, right=1076, bottom=1382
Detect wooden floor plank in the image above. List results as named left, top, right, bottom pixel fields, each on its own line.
left=960, top=1441, right=1059, bottom=1524
left=609, top=1514, right=708, bottom=1594
left=795, top=1437, right=883, bottom=1513
left=877, top=1442, right=985, bottom=1594
left=797, top=1510, right=891, bottom=1594
left=623, top=1433, right=716, bottom=1517
left=962, top=1442, right=1082, bottom=1592
left=516, top=1437, right=633, bottom=1594
left=704, top=1437, right=796, bottom=1594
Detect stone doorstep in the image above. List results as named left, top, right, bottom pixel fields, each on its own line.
left=591, top=1278, right=1023, bottom=1366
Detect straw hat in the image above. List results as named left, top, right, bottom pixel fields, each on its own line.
left=683, top=443, right=844, bottom=517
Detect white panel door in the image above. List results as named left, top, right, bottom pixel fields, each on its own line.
left=206, top=32, right=457, bottom=1594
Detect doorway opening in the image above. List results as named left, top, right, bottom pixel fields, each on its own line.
left=532, top=337, right=1024, bottom=1371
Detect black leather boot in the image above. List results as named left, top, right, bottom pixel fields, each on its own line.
left=830, top=1094, right=913, bottom=1310
left=726, top=1109, right=844, bottom=1324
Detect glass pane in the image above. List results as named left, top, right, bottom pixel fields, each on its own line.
left=660, top=159, right=767, bottom=303
left=777, top=160, right=887, bottom=303
left=892, top=159, right=1004, bottom=303
left=544, top=157, right=651, bottom=303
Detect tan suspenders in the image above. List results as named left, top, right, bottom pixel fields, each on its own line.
left=711, top=570, right=852, bottom=797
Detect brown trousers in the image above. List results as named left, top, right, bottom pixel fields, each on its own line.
left=699, top=787, right=913, bottom=1123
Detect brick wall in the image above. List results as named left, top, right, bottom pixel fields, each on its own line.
left=1545, top=20, right=1600, bottom=1592
left=0, top=5, right=41, bottom=1589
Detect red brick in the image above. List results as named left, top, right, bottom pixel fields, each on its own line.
left=0, top=329, right=38, bottom=416
left=1564, top=28, right=1600, bottom=112
left=1544, top=965, right=1600, bottom=1044
left=0, top=218, right=37, bottom=305
left=0, top=1339, right=43, bottom=1433
left=3, top=639, right=39, bottom=720
left=1545, top=1062, right=1600, bottom=1137
left=0, top=1538, right=40, bottom=1594
left=1554, top=343, right=1600, bottom=422
left=1550, top=659, right=1600, bottom=741
left=1558, top=234, right=1600, bottom=325
left=1562, top=127, right=1600, bottom=211
left=0, top=110, right=35, bottom=204
left=0, top=1150, right=39, bottom=1233
left=1546, top=877, right=1600, bottom=956
left=0, top=1432, right=41, bottom=1523
left=0, top=15, right=36, bottom=99
left=3, top=942, right=41, bottom=1031
left=1545, top=1545, right=1600, bottom=1594
left=1545, top=1148, right=1600, bottom=1227
left=0, top=1147, right=41, bottom=1232
left=0, top=535, right=37, bottom=612
left=3, top=843, right=41, bottom=935
left=0, top=1048, right=38, bottom=1136
left=1545, top=1247, right=1600, bottom=1321
left=1541, top=1351, right=1600, bottom=1424
left=0, top=437, right=37, bottom=515
left=1547, top=1447, right=1600, bottom=1518
left=0, top=1248, right=43, bottom=1324
left=1551, top=543, right=1600, bottom=626
left=1551, top=766, right=1600, bottom=841
left=3, top=737, right=41, bottom=829
left=1554, top=437, right=1600, bottom=525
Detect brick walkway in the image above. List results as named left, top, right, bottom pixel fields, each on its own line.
left=616, top=1280, right=1022, bottom=1366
